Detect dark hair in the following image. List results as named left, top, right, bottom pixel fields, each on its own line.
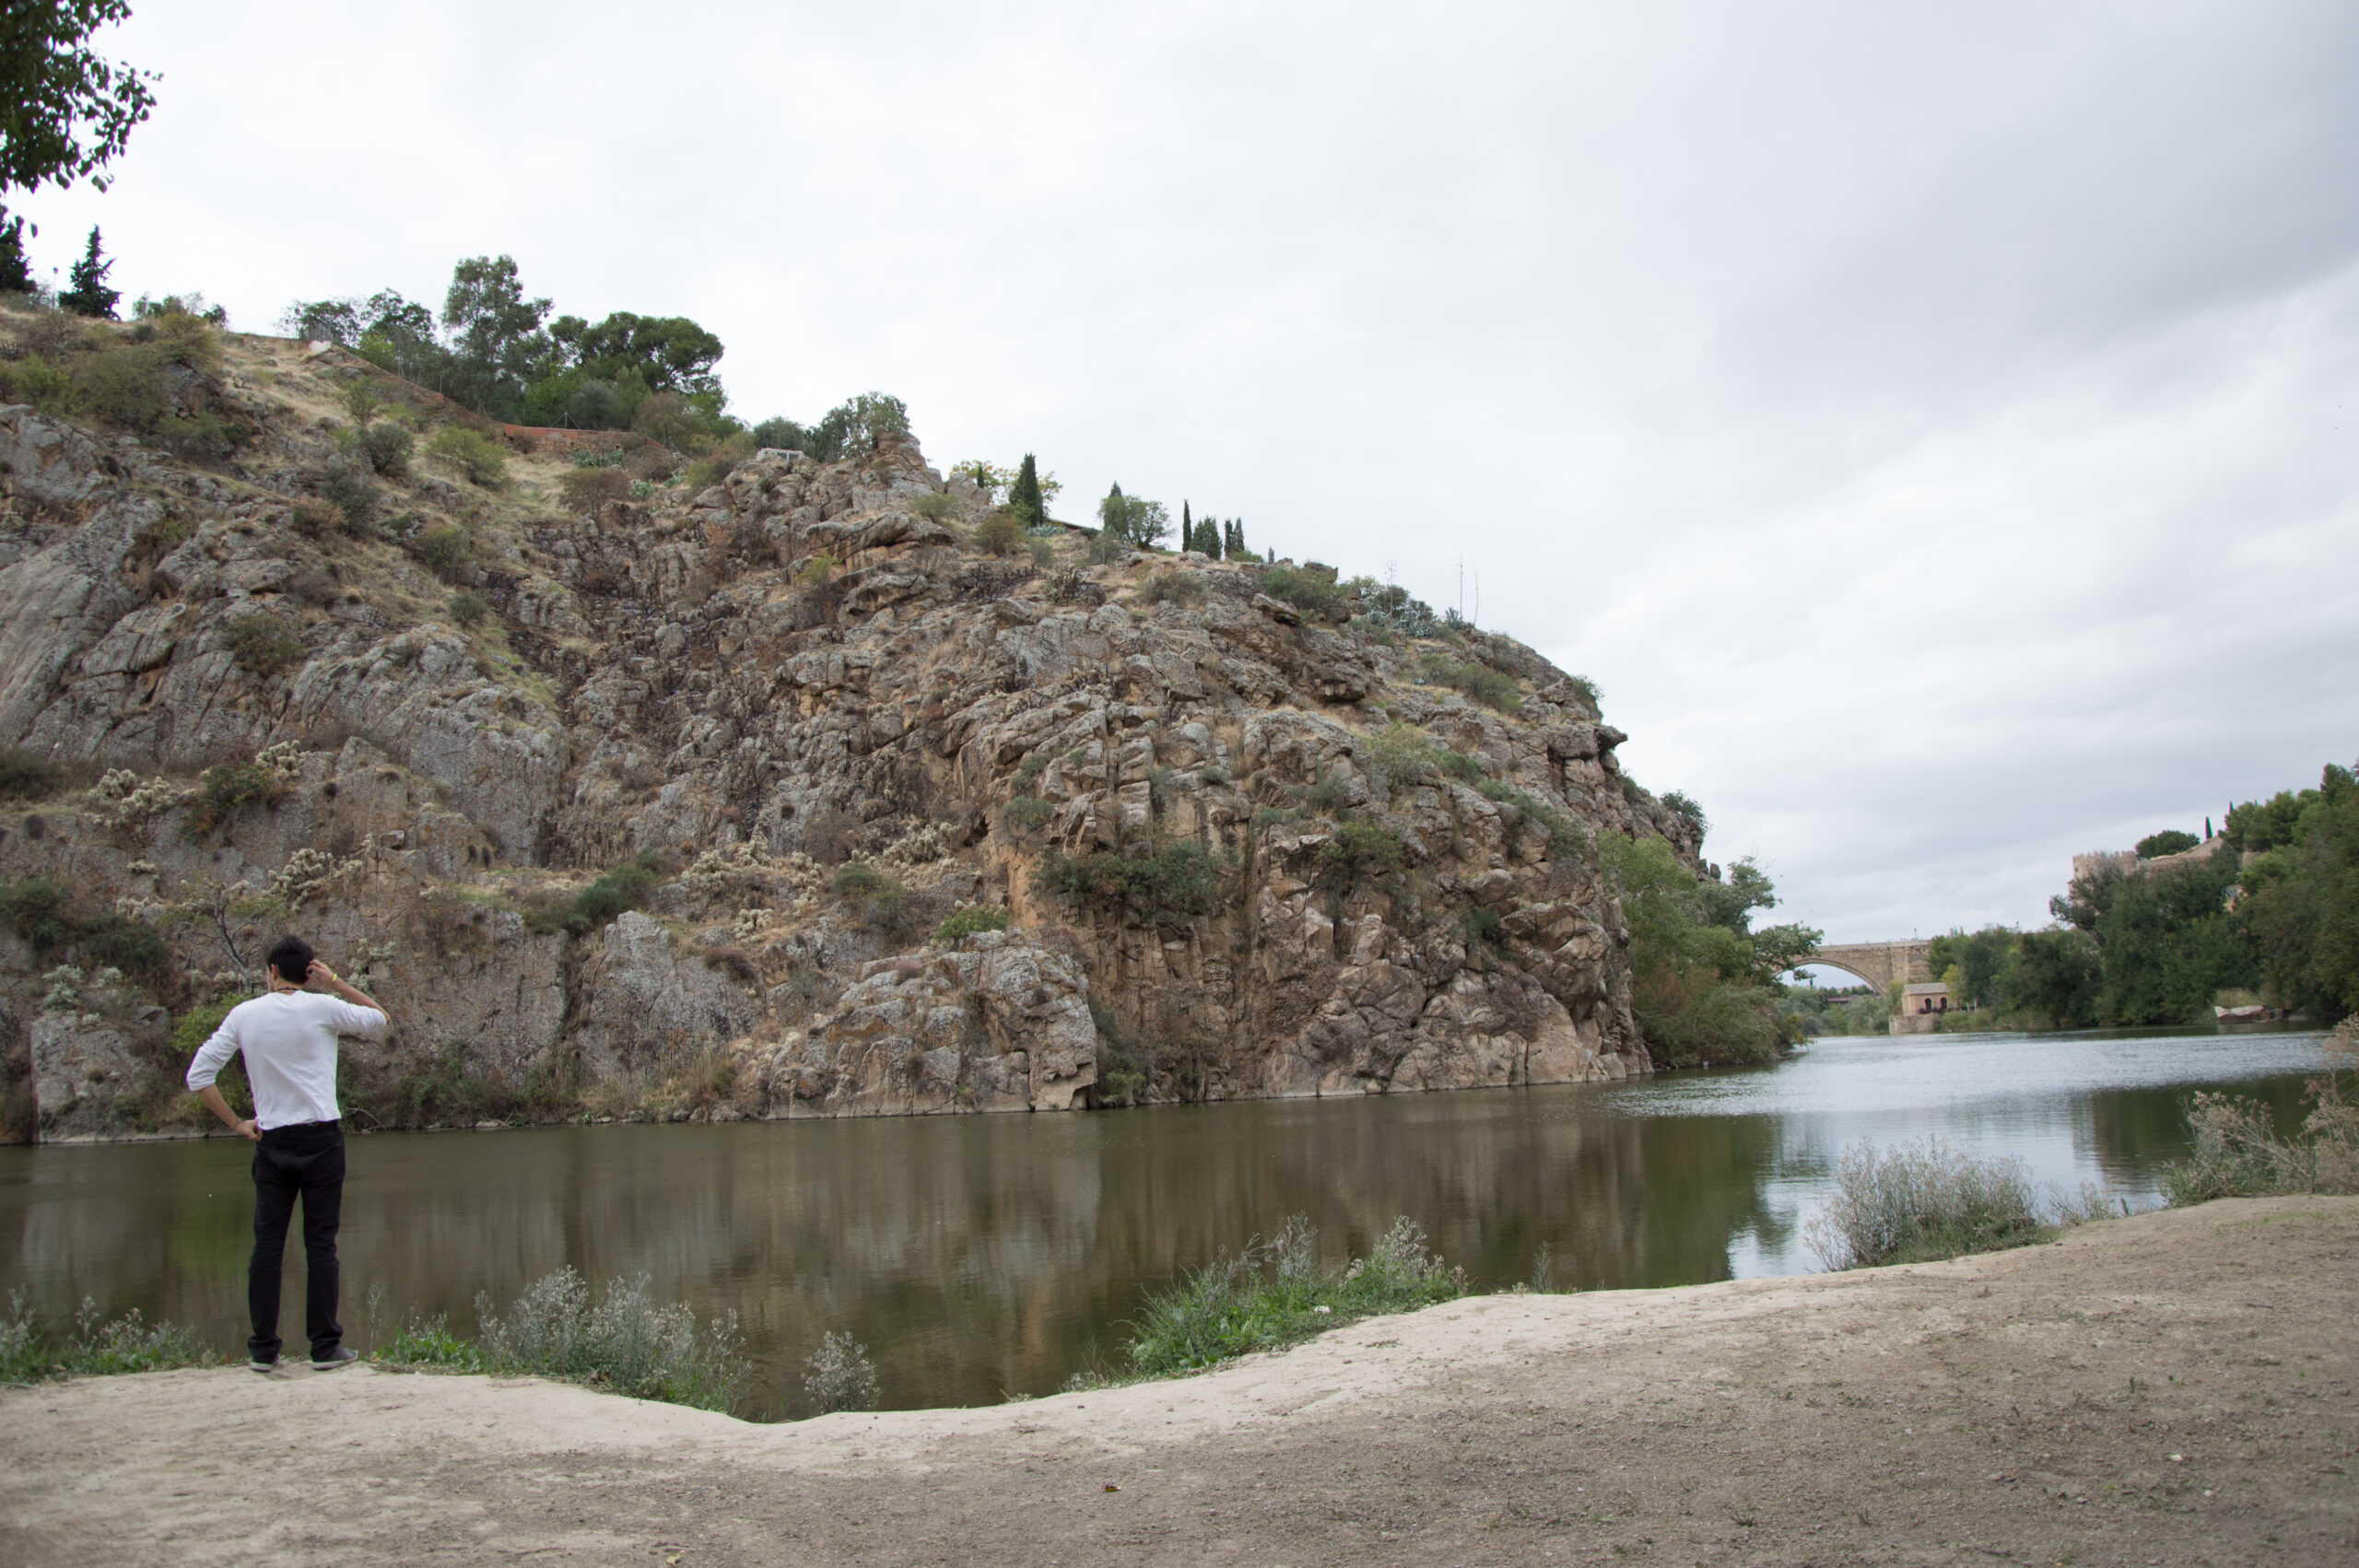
left=265, top=935, right=315, bottom=987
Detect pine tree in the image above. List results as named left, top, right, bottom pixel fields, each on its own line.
left=0, top=212, right=30, bottom=295
left=60, top=226, right=118, bottom=318
left=1009, top=453, right=1045, bottom=528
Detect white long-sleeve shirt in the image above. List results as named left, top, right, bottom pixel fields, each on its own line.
left=185, top=989, right=388, bottom=1130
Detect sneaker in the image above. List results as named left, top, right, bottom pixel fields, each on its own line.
left=249, top=1356, right=277, bottom=1375
left=309, top=1346, right=359, bottom=1371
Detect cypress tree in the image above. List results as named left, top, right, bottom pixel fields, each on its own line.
left=1009, top=453, right=1045, bottom=528
left=60, top=226, right=118, bottom=318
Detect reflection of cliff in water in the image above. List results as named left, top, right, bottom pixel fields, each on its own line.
left=0, top=1090, right=1786, bottom=1414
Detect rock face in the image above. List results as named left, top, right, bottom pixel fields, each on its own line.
left=0, top=317, right=1709, bottom=1141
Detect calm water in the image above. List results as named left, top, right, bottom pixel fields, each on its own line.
left=0, top=1029, right=2328, bottom=1417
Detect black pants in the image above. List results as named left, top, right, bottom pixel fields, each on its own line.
left=249, top=1119, right=345, bottom=1363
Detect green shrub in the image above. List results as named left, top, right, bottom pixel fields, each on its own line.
left=1804, top=1139, right=2051, bottom=1270
left=373, top=1312, right=481, bottom=1371
left=1259, top=565, right=1350, bottom=621
left=975, top=509, right=1022, bottom=557
left=170, top=996, right=243, bottom=1056
left=909, top=491, right=959, bottom=525
left=1436, top=748, right=1486, bottom=785
left=1117, top=1217, right=1463, bottom=1380
left=1458, top=907, right=1505, bottom=947
left=182, top=759, right=289, bottom=837
left=224, top=613, right=304, bottom=675
left=1039, top=842, right=1220, bottom=927
left=1136, top=571, right=1205, bottom=607
left=1422, top=656, right=1522, bottom=714
left=320, top=461, right=376, bottom=532
left=1301, top=769, right=1356, bottom=815
left=2, top=1293, right=218, bottom=1385
left=427, top=425, right=508, bottom=486
left=473, top=1267, right=746, bottom=1412
left=1001, top=794, right=1053, bottom=835
left=413, top=524, right=470, bottom=579
left=0, top=877, right=77, bottom=949
left=1563, top=674, right=1601, bottom=713
left=795, top=553, right=838, bottom=587
left=804, top=1330, right=879, bottom=1415
left=831, top=862, right=882, bottom=897
left=1089, top=1000, right=1148, bottom=1107
left=2136, top=829, right=2201, bottom=860
left=358, top=420, right=413, bottom=478
left=1475, top=780, right=1589, bottom=857
left=448, top=590, right=488, bottom=627
left=0, top=749, right=89, bottom=802
left=933, top=905, right=1011, bottom=944
left=1320, top=818, right=1409, bottom=884
left=0, top=354, right=73, bottom=412
left=517, top=857, right=664, bottom=937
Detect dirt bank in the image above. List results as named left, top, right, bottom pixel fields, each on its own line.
left=3, top=1198, right=2353, bottom=1566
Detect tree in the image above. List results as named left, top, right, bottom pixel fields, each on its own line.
left=1926, top=926, right=2018, bottom=1010
left=1009, top=453, right=1046, bottom=527
left=0, top=211, right=29, bottom=292
left=2233, top=763, right=2359, bottom=1023
left=1097, top=482, right=1170, bottom=549
left=2136, top=829, right=2201, bottom=859
left=548, top=310, right=723, bottom=396
left=440, top=254, right=552, bottom=416
left=0, top=2, right=157, bottom=199
left=57, top=222, right=114, bottom=316
left=2010, top=928, right=2100, bottom=1027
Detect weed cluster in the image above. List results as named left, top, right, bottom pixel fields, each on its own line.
left=1320, top=818, right=1410, bottom=886
left=1116, top=1217, right=1465, bottom=1379
left=521, top=854, right=663, bottom=935
left=804, top=1330, right=880, bottom=1414
left=933, top=905, right=1010, bottom=944
left=224, top=612, right=305, bottom=675
left=1136, top=571, right=1206, bottom=607
left=464, top=1268, right=746, bottom=1411
left=427, top=425, right=507, bottom=486
left=1259, top=564, right=1350, bottom=622
left=1001, top=794, right=1054, bottom=836
left=2, top=1292, right=217, bottom=1384
left=1805, top=1139, right=2050, bottom=1270
left=2164, top=1024, right=2356, bottom=1202
left=182, top=758, right=290, bottom=838
left=1421, top=655, right=1523, bottom=715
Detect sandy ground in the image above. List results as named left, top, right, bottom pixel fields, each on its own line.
left=2, top=1198, right=2353, bottom=1568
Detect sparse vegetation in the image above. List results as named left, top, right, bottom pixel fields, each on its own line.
left=1039, top=842, right=1221, bottom=928
left=223, top=612, right=304, bottom=675
left=1320, top=818, right=1409, bottom=885
left=0, top=749, right=91, bottom=802
left=357, top=420, right=412, bottom=478
left=558, top=464, right=631, bottom=514
left=464, top=1268, right=746, bottom=1412
left=803, top=1330, right=880, bottom=1415
left=933, top=905, right=1010, bottom=943
left=975, top=508, right=1022, bottom=557
left=0, top=876, right=169, bottom=985
left=520, top=854, right=663, bottom=935
left=1805, top=1139, right=2052, bottom=1270
left=447, top=589, right=487, bottom=627
left=1421, top=655, right=1522, bottom=715
left=182, top=758, right=291, bottom=838
left=2, top=1293, right=217, bottom=1385
left=319, top=460, right=375, bottom=532
left=412, top=523, right=470, bottom=579
left=1103, top=1217, right=1465, bottom=1382
left=2163, top=1023, right=2356, bottom=1203
left=1136, top=570, right=1205, bottom=607
left=1001, top=794, right=1054, bottom=835
left=1259, top=564, right=1349, bottom=622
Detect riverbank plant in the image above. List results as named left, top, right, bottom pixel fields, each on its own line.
left=1805, top=1139, right=2053, bottom=1270
left=1097, top=1216, right=1466, bottom=1384
left=1, top=1292, right=218, bottom=1384
left=475, top=1267, right=746, bottom=1411
left=804, top=1330, right=880, bottom=1414
left=2163, top=1021, right=2357, bottom=1203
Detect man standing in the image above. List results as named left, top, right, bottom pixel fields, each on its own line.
left=187, top=936, right=389, bottom=1373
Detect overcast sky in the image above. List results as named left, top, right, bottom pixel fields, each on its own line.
left=18, top=0, right=2358, bottom=953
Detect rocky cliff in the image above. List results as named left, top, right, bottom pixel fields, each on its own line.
left=0, top=310, right=1704, bottom=1141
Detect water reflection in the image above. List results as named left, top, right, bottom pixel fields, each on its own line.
left=0, top=1028, right=2326, bottom=1415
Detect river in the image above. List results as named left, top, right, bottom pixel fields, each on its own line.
left=0, top=1027, right=2329, bottom=1416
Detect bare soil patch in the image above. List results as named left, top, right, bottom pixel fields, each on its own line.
left=3, top=1197, right=2353, bottom=1566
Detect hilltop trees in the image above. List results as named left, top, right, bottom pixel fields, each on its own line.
left=57, top=223, right=113, bottom=316
left=1007, top=454, right=1047, bottom=527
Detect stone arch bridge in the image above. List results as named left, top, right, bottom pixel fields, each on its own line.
left=1800, top=942, right=1934, bottom=992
